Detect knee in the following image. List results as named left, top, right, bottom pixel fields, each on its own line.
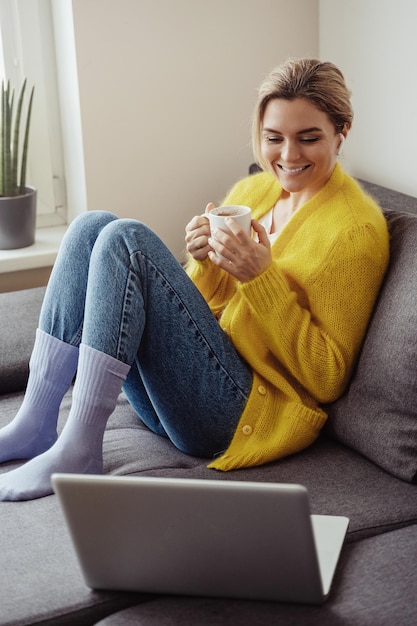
left=95, top=218, right=155, bottom=252
left=69, top=211, right=118, bottom=236
left=91, top=218, right=168, bottom=270
left=66, top=211, right=118, bottom=241
left=58, top=211, right=119, bottom=259
left=62, top=211, right=118, bottom=249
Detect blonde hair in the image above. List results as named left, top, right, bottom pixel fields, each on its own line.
left=252, top=58, right=353, bottom=170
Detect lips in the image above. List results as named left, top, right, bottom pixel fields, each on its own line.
left=278, top=164, right=310, bottom=174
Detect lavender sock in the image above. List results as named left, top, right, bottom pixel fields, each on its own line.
left=0, top=329, right=79, bottom=463
left=0, top=344, right=130, bottom=501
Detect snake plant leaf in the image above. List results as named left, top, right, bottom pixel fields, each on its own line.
left=19, top=84, right=34, bottom=194
left=12, top=79, right=27, bottom=195
left=1, top=81, right=13, bottom=196
left=0, top=79, right=34, bottom=197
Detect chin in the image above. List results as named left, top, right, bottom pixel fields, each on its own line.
left=277, top=176, right=311, bottom=194
left=276, top=167, right=316, bottom=191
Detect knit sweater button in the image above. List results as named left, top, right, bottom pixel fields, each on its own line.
left=257, top=385, right=267, bottom=395
left=242, top=425, right=253, bottom=436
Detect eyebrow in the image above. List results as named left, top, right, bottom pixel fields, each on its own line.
left=262, top=126, right=323, bottom=134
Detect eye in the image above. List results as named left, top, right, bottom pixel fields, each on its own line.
left=265, top=136, right=283, bottom=143
left=300, top=137, right=320, bottom=144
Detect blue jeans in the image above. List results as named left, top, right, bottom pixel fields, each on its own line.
left=39, top=211, right=253, bottom=458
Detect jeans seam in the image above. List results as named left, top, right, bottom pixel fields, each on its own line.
left=117, top=268, right=138, bottom=363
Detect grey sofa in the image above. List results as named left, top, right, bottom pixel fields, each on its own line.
left=1, top=178, right=417, bottom=626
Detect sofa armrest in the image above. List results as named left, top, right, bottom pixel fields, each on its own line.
left=0, top=287, right=45, bottom=394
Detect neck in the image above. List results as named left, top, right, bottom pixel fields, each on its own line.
left=271, top=194, right=304, bottom=234
left=278, top=190, right=311, bottom=214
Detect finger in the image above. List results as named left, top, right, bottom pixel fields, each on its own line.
left=185, top=226, right=209, bottom=246
left=216, top=217, right=253, bottom=246
left=185, top=214, right=209, bottom=231
left=208, top=233, right=238, bottom=263
left=187, top=237, right=211, bottom=261
left=185, top=217, right=210, bottom=247
left=186, top=234, right=210, bottom=257
left=251, top=219, right=270, bottom=248
left=205, top=202, right=216, bottom=214
left=208, top=249, right=230, bottom=268
left=194, top=235, right=210, bottom=251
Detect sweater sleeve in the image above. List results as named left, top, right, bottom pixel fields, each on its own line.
left=185, top=258, right=237, bottom=317
left=231, top=221, right=389, bottom=403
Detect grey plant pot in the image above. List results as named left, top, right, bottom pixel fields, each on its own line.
left=0, top=186, right=37, bottom=250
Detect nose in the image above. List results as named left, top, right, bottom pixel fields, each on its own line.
left=281, top=140, right=300, bottom=162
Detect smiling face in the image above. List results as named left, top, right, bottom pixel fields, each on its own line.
left=261, top=98, right=344, bottom=200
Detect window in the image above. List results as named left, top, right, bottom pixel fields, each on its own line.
left=0, top=0, right=66, bottom=227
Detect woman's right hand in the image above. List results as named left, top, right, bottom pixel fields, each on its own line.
left=185, top=202, right=215, bottom=261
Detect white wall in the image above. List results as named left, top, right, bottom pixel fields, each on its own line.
left=319, top=0, right=417, bottom=197
left=71, top=0, right=319, bottom=257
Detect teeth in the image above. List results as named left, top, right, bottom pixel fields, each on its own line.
left=279, top=165, right=308, bottom=173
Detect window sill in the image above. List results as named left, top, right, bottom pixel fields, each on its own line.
left=0, top=226, right=67, bottom=274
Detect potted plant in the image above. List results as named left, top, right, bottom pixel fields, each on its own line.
left=0, top=79, right=35, bottom=250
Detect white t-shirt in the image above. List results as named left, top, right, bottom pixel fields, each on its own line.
left=258, top=209, right=280, bottom=243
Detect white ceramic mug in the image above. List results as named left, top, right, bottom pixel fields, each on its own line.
left=207, top=205, right=252, bottom=259
left=208, top=205, right=252, bottom=235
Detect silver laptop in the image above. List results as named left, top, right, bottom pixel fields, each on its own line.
left=52, top=474, right=349, bottom=604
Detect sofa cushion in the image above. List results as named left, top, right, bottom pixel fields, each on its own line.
left=325, top=210, right=417, bottom=483
left=94, top=524, right=417, bottom=626
left=2, top=391, right=416, bottom=547
left=2, top=390, right=417, bottom=625
left=0, top=489, right=147, bottom=626
left=104, top=398, right=417, bottom=544
left=358, top=178, right=417, bottom=216
left=0, top=286, right=45, bottom=394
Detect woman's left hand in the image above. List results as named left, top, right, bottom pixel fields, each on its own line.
left=208, top=218, right=272, bottom=282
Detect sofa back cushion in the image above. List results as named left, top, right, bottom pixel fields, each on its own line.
left=326, top=210, right=417, bottom=483
left=0, top=287, right=45, bottom=394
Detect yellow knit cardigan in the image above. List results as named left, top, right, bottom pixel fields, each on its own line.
left=186, top=164, right=390, bottom=471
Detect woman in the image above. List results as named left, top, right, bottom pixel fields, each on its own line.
left=0, top=58, right=389, bottom=501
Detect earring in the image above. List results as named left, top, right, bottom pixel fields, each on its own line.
left=337, top=134, right=345, bottom=156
